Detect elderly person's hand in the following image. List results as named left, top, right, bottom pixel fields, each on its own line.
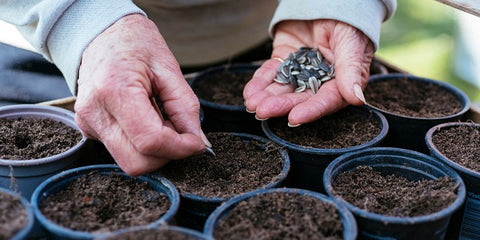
left=74, top=14, right=210, bottom=176
left=244, top=19, right=374, bottom=126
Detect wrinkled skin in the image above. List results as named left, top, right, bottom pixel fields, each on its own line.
left=244, top=20, right=374, bottom=126
left=75, top=14, right=208, bottom=176
left=74, top=15, right=373, bottom=176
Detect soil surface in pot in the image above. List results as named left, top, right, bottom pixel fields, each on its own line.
left=0, top=117, right=82, bottom=160
left=432, top=124, right=480, bottom=172
left=192, top=69, right=255, bottom=106
left=332, top=166, right=458, bottom=217
left=364, top=77, right=462, bottom=118
left=39, top=171, right=170, bottom=233
left=269, top=108, right=381, bottom=149
left=104, top=228, right=202, bottom=240
left=160, top=132, right=283, bottom=198
left=0, top=191, right=28, bottom=239
left=214, top=191, right=343, bottom=240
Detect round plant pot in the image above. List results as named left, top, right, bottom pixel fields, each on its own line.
left=0, top=104, right=88, bottom=199
left=204, top=188, right=357, bottom=240
left=31, top=164, right=180, bottom=239
left=189, top=63, right=263, bottom=136
left=262, top=106, right=388, bottom=193
left=98, top=225, right=212, bottom=240
left=162, top=132, right=290, bottom=231
left=0, top=187, right=34, bottom=240
left=365, top=73, right=470, bottom=153
left=323, top=147, right=466, bottom=240
left=426, top=122, right=480, bottom=239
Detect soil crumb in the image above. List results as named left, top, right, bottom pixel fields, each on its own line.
left=214, top=191, right=343, bottom=240
left=160, top=132, right=284, bottom=198
left=0, top=117, right=82, bottom=160
left=40, top=171, right=170, bottom=233
left=332, top=166, right=458, bottom=217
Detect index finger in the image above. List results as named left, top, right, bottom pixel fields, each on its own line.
left=103, top=85, right=205, bottom=160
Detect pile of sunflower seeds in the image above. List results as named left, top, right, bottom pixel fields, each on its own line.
left=274, top=47, right=335, bottom=93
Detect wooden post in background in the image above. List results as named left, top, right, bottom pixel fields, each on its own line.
left=436, top=0, right=480, bottom=17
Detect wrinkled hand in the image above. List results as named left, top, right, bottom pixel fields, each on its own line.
left=75, top=14, right=209, bottom=176
left=244, top=20, right=374, bottom=126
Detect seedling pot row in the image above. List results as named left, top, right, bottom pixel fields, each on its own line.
left=0, top=61, right=478, bottom=239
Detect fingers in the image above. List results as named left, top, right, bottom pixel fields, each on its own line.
left=150, top=64, right=208, bottom=146
left=331, top=23, right=374, bottom=106
left=251, top=81, right=348, bottom=126
left=74, top=14, right=208, bottom=176
left=244, top=59, right=280, bottom=101
left=287, top=81, right=349, bottom=125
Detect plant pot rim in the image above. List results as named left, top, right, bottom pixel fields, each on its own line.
left=203, top=187, right=357, bottom=240
left=0, top=104, right=87, bottom=165
left=30, top=164, right=180, bottom=239
left=1, top=187, right=35, bottom=240
left=180, top=132, right=290, bottom=203
left=323, top=147, right=466, bottom=224
left=189, top=63, right=260, bottom=111
left=98, top=225, right=212, bottom=240
left=367, top=73, right=471, bottom=121
left=426, top=121, right=480, bottom=179
left=261, top=106, right=389, bottom=155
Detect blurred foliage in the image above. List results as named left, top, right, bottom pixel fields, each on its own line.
left=376, top=0, right=480, bottom=102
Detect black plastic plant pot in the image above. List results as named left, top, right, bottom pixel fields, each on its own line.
left=261, top=106, right=388, bottom=193
left=365, top=73, right=470, bottom=154
left=426, top=122, right=480, bottom=239
left=174, top=133, right=290, bottom=231
left=98, top=225, right=212, bottom=240
left=323, top=147, right=466, bottom=240
left=0, top=104, right=88, bottom=199
left=31, top=164, right=180, bottom=240
left=203, top=188, right=357, bottom=240
left=189, top=63, right=263, bottom=136
left=0, top=187, right=34, bottom=240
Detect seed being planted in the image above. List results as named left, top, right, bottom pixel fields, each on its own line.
left=274, top=47, right=335, bottom=93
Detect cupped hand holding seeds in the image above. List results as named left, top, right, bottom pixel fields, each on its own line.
left=244, top=19, right=374, bottom=127
left=74, top=14, right=210, bottom=176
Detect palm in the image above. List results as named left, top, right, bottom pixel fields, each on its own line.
left=244, top=19, right=374, bottom=126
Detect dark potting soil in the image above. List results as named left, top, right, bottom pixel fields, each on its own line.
left=160, top=132, right=283, bottom=198
left=39, top=171, right=170, bottom=233
left=0, top=117, right=82, bottom=160
left=0, top=191, right=28, bottom=240
left=192, top=69, right=254, bottom=106
left=332, top=166, right=458, bottom=217
left=364, top=77, right=462, bottom=118
left=269, top=108, right=381, bottom=149
left=214, top=191, right=343, bottom=240
left=432, top=124, right=480, bottom=172
left=103, top=228, right=202, bottom=240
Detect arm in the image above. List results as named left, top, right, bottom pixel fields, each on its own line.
left=0, top=1, right=210, bottom=175
left=0, top=0, right=144, bottom=95
left=244, top=0, right=397, bottom=126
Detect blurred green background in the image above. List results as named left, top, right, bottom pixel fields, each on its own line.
left=376, top=0, right=480, bottom=103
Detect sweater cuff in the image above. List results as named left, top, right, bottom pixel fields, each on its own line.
left=47, top=0, right=146, bottom=95
left=269, top=0, right=392, bottom=50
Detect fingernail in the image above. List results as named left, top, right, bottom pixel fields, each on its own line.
left=288, top=122, right=301, bottom=127
left=354, top=84, right=366, bottom=104
left=200, top=131, right=212, bottom=148
left=205, top=147, right=216, bottom=156
left=255, top=115, right=269, bottom=121
left=246, top=108, right=255, bottom=113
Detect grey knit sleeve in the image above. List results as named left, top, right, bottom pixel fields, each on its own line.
left=269, top=0, right=397, bottom=50
left=0, top=0, right=146, bottom=95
